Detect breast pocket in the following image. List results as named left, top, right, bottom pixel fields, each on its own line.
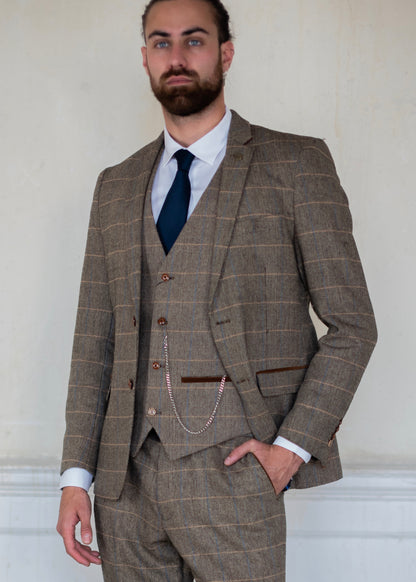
left=256, top=366, right=307, bottom=429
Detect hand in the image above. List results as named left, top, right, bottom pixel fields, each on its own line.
left=56, top=486, right=101, bottom=567
left=224, top=439, right=304, bottom=495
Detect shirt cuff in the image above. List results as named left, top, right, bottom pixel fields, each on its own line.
left=273, top=436, right=312, bottom=464
left=59, top=468, right=93, bottom=491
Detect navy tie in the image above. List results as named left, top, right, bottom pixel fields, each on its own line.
left=157, top=149, right=195, bottom=254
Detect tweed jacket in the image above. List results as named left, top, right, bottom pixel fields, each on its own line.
left=61, top=111, right=377, bottom=500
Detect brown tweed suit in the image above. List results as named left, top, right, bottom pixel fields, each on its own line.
left=61, top=111, right=376, bottom=578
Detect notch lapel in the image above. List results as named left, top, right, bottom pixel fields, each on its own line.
left=126, top=135, right=164, bottom=317
left=209, top=111, right=254, bottom=303
left=208, top=112, right=277, bottom=442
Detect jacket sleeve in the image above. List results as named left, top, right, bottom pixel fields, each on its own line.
left=60, top=170, right=115, bottom=477
left=277, top=139, right=377, bottom=464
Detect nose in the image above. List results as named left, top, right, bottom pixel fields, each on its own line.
left=169, top=43, right=187, bottom=69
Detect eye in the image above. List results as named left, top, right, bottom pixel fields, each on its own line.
left=188, top=38, right=202, bottom=47
left=155, top=40, right=169, bottom=49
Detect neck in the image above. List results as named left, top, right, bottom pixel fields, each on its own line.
left=162, top=95, right=226, bottom=147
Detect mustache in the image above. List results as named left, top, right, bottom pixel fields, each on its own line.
left=161, top=67, right=199, bottom=82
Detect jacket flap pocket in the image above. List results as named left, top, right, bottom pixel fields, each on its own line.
left=256, top=366, right=307, bottom=397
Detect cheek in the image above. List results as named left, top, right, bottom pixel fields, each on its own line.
left=197, top=54, right=222, bottom=76
left=144, top=56, right=165, bottom=79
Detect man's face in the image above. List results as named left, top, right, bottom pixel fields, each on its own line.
left=142, top=0, right=234, bottom=116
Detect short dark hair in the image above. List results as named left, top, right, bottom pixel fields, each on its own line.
left=142, top=0, right=233, bottom=44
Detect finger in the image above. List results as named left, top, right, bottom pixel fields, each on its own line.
left=224, top=439, right=256, bottom=466
left=75, top=542, right=102, bottom=565
left=64, top=536, right=101, bottom=566
left=61, top=529, right=90, bottom=566
left=74, top=541, right=102, bottom=565
left=60, top=518, right=98, bottom=567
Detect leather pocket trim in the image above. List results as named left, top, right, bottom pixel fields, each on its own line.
left=181, top=376, right=232, bottom=383
left=256, top=365, right=308, bottom=376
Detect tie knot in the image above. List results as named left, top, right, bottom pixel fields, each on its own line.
left=174, top=149, right=195, bottom=173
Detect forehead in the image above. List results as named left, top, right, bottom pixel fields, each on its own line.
left=144, top=0, right=217, bottom=39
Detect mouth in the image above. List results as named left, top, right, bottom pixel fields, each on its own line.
left=165, top=75, right=194, bottom=86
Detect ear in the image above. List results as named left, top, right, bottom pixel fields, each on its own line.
left=221, top=41, right=234, bottom=73
left=141, top=46, right=149, bottom=76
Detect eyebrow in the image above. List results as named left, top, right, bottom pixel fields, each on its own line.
left=148, top=26, right=209, bottom=40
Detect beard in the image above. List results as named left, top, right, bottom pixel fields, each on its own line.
left=149, top=56, right=224, bottom=117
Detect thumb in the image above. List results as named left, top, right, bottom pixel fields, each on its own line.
left=224, top=439, right=253, bottom=466
left=80, top=509, right=92, bottom=545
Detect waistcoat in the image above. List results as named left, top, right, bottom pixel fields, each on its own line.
left=131, top=166, right=250, bottom=459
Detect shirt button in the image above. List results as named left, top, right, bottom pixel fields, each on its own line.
left=147, top=407, right=157, bottom=416
left=158, top=317, right=167, bottom=326
left=161, top=273, right=170, bottom=282
left=152, top=362, right=161, bottom=370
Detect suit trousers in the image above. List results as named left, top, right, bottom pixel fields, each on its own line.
left=94, top=431, right=286, bottom=582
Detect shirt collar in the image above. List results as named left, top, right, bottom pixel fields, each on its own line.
left=161, top=107, right=232, bottom=167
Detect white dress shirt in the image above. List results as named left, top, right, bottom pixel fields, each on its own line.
left=152, top=107, right=232, bottom=222
left=60, top=108, right=310, bottom=491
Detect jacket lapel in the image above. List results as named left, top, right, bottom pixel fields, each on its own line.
left=208, top=112, right=277, bottom=442
left=127, top=135, right=164, bottom=317
left=209, top=111, right=254, bottom=303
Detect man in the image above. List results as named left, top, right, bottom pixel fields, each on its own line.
left=57, top=0, right=377, bottom=580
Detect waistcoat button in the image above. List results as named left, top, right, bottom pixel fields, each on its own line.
left=128, top=379, right=134, bottom=389
left=147, top=407, right=157, bottom=416
left=158, top=317, right=167, bottom=326
left=161, top=273, right=170, bottom=282
left=152, top=362, right=161, bottom=370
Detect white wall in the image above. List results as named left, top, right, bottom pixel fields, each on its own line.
left=1, top=0, right=415, bottom=580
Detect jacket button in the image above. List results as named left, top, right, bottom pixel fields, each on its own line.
left=161, top=273, right=170, bottom=282
left=128, top=379, right=134, bottom=390
left=147, top=407, right=157, bottom=416
left=152, top=362, right=161, bottom=370
left=158, top=317, right=167, bottom=326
